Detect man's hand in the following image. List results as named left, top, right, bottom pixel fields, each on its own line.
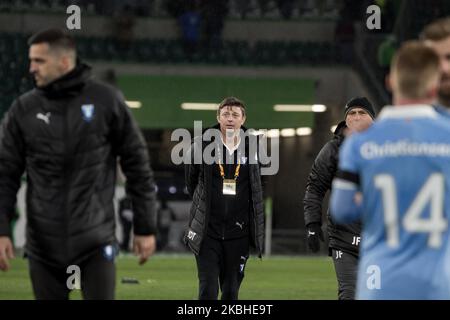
left=0, top=236, right=14, bottom=271
left=306, top=223, right=324, bottom=253
left=133, top=235, right=156, bottom=265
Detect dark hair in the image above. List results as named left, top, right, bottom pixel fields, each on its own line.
left=28, top=28, right=76, bottom=53
left=217, top=97, right=246, bottom=117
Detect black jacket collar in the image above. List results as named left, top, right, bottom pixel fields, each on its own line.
left=36, top=61, right=92, bottom=99
left=334, top=120, right=347, bottom=138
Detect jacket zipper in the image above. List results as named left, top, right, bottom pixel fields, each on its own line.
left=222, top=148, right=230, bottom=240
left=222, top=195, right=228, bottom=240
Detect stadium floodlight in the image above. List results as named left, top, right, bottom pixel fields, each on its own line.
left=249, top=129, right=266, bottom=136
left=169, top=186, right=177, bottom=194
left=273, top=104, right=327, bottom=112
left=267, top=129, right=280, bottom=138
left=126, top=101, right=142, bottom=109
left=296, top=127, right=312, bottom=136
left=311, top=104, right=327, bottom=112
left=181, top=103, right=219, bottom=110
left=280, top=128, right=296, bottom=137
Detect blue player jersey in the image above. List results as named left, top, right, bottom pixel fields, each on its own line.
left=331, top=105, right=450, bottom=299
left=433, top=104, right=450, bottom=119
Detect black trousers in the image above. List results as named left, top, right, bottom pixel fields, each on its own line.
left=195, top=235, right=249, bottom=300
left=331, top=248, right=358, bottom=300
left=28, top=246, right=116, bottom=300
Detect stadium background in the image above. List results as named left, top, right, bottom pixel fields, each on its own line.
left=0, top=0, right=448, bottom=299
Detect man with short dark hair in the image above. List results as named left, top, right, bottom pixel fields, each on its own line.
left=0, top=28, right=158, bottom=300
left=184, top=96, right=265, bottom=300
left=304, top=96, right=375, bottom=300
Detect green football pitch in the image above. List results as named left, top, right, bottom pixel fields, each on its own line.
left=0, top=254, right=337, bottom=300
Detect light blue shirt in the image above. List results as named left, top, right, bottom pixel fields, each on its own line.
left=331, top=105, right=450, bottom=299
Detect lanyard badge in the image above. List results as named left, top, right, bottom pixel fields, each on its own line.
left=222, top=179, right=237, bottom=195
left=218, top=147, right=241, bottom=196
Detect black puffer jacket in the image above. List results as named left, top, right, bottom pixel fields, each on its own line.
left=303, top=121, right=361, bottom=256
left=0, top=62, right=157, bottom=267
left=184, top=124, right=265, bottom=257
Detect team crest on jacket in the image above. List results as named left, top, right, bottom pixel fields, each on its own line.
left=102, top=244, right=117, bottom=261
left=81, top=104, right=95, bottom=122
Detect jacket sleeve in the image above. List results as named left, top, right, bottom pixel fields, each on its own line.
left=185, top=141, right=200, bottom=198
left=111, top=93, right=157, bottom=235
left=0, top=100, right=26, bottom=237
left=303, top=140, right=338, bottom=226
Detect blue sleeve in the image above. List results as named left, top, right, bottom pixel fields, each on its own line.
left=330, top=187, right=362, bottom=223
left=330, top=135, right=362, bottom=223
left=339, top=135, right=360, bottom=173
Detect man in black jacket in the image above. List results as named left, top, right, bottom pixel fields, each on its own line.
left=0, top=29, right=157, bottom=299
left=303, top=97, right=375, bottom=300
left=184, top=97, right=265, bottom=300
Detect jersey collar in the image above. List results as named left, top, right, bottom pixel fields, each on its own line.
left=378, top=104, right=438, bottom=120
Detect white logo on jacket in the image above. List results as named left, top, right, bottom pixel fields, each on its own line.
left=36, top=112, right=51, bottom=124
left=352, top=236, right=361, bottom=246
left=81, top=104, right=95, bottom=122
left=187, top=230, right=196, bottom=240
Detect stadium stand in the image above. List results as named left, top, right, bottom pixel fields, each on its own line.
left=0, top=32, right=343, bottom=118
left=0, top=0, right=342, bottom=20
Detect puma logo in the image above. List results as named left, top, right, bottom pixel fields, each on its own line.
left=36, top=112, right=51, bottom=124
left=236, top=221, right=244, bottom=230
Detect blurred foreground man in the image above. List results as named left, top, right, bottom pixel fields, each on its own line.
left=0, top=29, right=157, bottom=299
left=331, top=41, right=450, bottom=299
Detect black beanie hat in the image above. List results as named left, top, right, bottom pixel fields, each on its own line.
left=344, top=97, right=376, bottom=119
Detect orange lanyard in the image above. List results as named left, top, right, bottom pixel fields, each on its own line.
left=218, top=160, right=240, bottom=180
left=217, top=146, right=241, bottom=180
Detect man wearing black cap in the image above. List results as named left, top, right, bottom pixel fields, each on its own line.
left=303, top=96, right=375, bottom=300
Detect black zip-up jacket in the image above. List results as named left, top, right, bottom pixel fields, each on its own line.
left=303, top=121, right=361, bottom=256
left=209, top=143, right=251, bottom=239
left=0, top=62, right=157, bottom=267
left=184, top=124, right=265, bottom=257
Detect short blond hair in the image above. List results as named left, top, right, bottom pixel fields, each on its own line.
left=391, top=41, right=440, bottom=100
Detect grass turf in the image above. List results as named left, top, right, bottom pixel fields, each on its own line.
left=0, top=254, right=337, bottom=300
